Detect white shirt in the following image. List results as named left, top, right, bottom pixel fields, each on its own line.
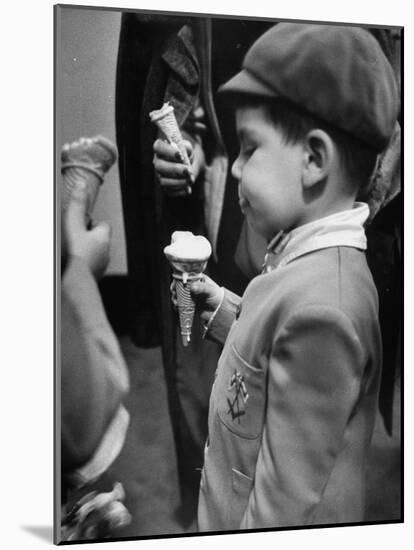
left=263, top=202, right=369, bottom=273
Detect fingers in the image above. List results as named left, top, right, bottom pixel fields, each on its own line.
left=153, top=139, right=195, bottom=197
left=190, top=278, right=216, bottom=300
left=190, top=280, right=208, bottom=297
left=61, top=137, right=93, bottom=163
left=190, top=275, right=223, bottom=311
left=65, top=181, right=88, bottom=234
left=192, top=274, right=214, bottom=288
left=155, top=167, right=192, bottom=195
left=153, top=138, right=194, bottom=159
left=154, top=157, right=192, bottom=179
left=153, top=139, right=183, bottom=162
left=79, top=137, right=93, bottom=147
left=90, top=221, right=112, bottom=243
left=164, top=188, right=191, bottom=198
left=170, top=280, right=178, bottom=308
left=158, top=177, right=191, bottom=189
left=182, top=140, right=194, bottom=163
left=200, top=310, right=212, bottom=325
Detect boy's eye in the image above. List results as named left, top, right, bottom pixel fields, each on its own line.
left=241, top=145, right=256, bottom=158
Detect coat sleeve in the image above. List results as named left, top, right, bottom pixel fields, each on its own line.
left=61, top=256, right=130, bottom=487
left=240, top=304, right=365, bottom=528
left=205, top=288, right=241, bottom=345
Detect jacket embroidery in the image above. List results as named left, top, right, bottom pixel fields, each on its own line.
left=227, top=371, right=249, bottom=422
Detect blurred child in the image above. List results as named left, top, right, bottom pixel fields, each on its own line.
left=60, top=137, right=131, bottom=540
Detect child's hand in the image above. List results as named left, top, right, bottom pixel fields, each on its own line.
left=191, top=275, right=224, bottom=325
left=153, top=138, right=204, bottom=197
left=64, top=181, right=111, bottom=279
left=170, top=275, right=223, bottom=333
left=170, top=274, right=222, bottom=313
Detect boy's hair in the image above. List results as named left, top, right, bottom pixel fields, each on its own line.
left=233, top=95, right=378, bottom=193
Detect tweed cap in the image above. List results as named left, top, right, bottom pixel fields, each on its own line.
left=219, top=23, right=399, bottom=152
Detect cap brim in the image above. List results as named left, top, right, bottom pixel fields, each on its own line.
left=218, top=69, right=277, bottom=98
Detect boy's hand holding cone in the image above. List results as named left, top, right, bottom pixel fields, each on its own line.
left=171, top=274, right=223, bottom=327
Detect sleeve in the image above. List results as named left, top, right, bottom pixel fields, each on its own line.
left=240, top=305, right=365, bottom=528
left=205, top=288, right=242, bottom=345
left=182, top=101, right=207, bottom=147
left=61, top=256, right=130, bottom=487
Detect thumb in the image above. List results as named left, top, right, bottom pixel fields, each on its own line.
left=65, top=181, right=88, bottom=233
left=90, top=221, right=111, bottom=242
left=191, top=277, right=223, bottom=311
left=190, top=280, right=210, bottom=298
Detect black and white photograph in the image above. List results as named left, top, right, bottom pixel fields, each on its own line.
left=54, top=2, right=402, bottom=545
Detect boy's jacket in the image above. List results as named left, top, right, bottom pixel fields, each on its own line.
left=198, top=242, right=381, bottom=530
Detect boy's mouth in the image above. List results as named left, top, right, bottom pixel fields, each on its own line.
left=239, top=197, right=248, bottom=213
left=238, top=187, right=248, bottom=212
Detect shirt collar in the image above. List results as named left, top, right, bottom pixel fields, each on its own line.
left=262, top=202, right=369, bottom=273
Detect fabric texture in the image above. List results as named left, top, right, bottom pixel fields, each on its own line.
left=198, top=208, right=381, bottom=530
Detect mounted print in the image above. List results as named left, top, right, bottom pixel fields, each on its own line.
left=55, top=3, right=402, bottom=544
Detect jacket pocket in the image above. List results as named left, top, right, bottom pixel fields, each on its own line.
left=216, top=344, right=265, bottom=439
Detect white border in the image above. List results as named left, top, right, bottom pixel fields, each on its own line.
left=2, top=1, right=410, bottom=548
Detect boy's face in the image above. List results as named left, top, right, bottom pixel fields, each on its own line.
left=232, top=105, right=304, bottom=241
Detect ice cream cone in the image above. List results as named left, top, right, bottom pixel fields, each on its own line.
left=171, top=259, right=209, bottom=347
left=164, top=232, right=212, bottom=346
left=61, top=135, right=118, bottom=216
left=174, top=273, right=199, bottom=346
left=149, top=102, right=193, bottom=191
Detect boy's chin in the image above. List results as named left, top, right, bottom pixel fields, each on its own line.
left=245, top=217, right=269, bottom=241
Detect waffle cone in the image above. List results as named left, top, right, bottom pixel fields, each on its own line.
left=61, top=135, right=118, bottom=215
left=150, top=105, right=191, bottom=167
left=61, top=174, right=101, bottom=214
left=171, top=260, right=207, bottom=346
left=175, top=275, right=201, bottom=347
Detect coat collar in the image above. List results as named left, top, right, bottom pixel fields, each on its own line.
left=262, top=202, right=370, bottom=273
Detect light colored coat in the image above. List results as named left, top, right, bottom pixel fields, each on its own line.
left=198, top=207, right=381, bottom=531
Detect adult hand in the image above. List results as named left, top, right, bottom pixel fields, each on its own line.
left=64, top=181, right=111, bottom=279
left=153, top=138, right=204, bottom=197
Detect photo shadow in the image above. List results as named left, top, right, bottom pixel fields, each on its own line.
left=21, top=525, right=54, bottom=543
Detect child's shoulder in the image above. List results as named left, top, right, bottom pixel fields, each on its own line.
left=246, top=245, right=377, bottom=323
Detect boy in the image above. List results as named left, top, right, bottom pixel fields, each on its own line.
left=189, top=23, right=399, bottom=530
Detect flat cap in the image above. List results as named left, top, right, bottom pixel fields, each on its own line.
left=219, top=23, right=399, bottom=152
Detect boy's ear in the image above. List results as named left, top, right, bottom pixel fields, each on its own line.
left=301, top=129, right=335, bottom=188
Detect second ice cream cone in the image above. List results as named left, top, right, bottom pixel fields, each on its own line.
left=61, top=135, right=118, bottom=216
left=149, top=102, right=194, bottom=192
